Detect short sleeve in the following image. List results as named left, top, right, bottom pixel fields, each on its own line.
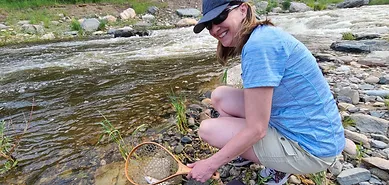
left=241, top=27, right=291, bottom=89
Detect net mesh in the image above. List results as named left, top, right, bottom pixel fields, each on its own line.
left=126, top=143, right=179, bottom=185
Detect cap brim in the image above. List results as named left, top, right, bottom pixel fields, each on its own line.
left=193, top=3, right=229, bottom=34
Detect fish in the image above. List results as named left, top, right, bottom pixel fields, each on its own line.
left=144, top=176, right=170, bottom=185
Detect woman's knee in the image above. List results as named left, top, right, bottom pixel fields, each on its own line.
left=198, top=119, right=216, bottom=143
left=211, top=86, right=230, bottom=111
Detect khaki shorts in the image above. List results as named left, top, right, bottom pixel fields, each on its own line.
left=253, top=126, right=336, bottom=174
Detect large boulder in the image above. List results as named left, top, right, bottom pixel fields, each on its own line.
left=330, top=40, right=389, bottom=53
left=21, top=24, right=44, bottom=34
left=81, top=18, right=100, bottom=32
left=120, top=8, right=136, bottom=20
left=337, top=0, right=369, bottom=8
left=176, top=8, right=201, bottom=17
left=175, top=18, right=197, bottom=27
left=289, top=2, right=312, bottom=12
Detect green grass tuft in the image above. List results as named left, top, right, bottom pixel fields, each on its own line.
left=221, top=68, right=228, bottom=85
left=342, top=116, right=356, bottom=128
left=342, top=32, right=356, bottom=40
left=169, top=91, right=188, bottom=135
left=282, top=0, right=291, bottom=10
left=369, top=0, right=389, bottom=5
left=97, top=113, right=130, bottom=161
left=70, top=18, right=82, bottom=32
left=309, top=171, right=327, bottom=185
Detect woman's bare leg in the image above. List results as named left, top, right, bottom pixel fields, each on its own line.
left=199, top=117, right=260, bottom=163
left=199, top=86, right=260, bottom=163
left=211, top=86, right=245, bottom=118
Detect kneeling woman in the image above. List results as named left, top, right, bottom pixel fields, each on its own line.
left=187, top=0, right=345, bottom=184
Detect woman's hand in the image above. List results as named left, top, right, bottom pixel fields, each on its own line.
left=186, top=159, right=218, bottom=183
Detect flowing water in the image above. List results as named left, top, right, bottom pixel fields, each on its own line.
left=0, top=5, right=388, bottom=184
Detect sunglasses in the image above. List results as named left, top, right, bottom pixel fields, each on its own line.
left=205, top=4, right=241, bottom=30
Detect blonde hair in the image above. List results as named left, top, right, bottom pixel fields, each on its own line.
left=216, top=2, right=274, bottom=66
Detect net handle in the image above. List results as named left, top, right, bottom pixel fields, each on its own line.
left=124, top=142, right=220, bottom=185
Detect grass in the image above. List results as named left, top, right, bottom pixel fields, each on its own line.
left=342, top=116, right=356, bottom=128
left=169, top=92, right=188, bottom=135
left=70, top=18, right=82, bottom=32
left=221, top=68, right=228, bottom=85
left=384, top=99, right=389, bottom=109
left=0, top=0, right=162, bottom=14
left=308, top=171, right=327, bottom=185
left=97, top=113, right=130, bottom=161
left=355, top=141, right=366, bottom=164
left=342, top=32, right=356, bottom=40
left=0, top=98, right=34, bottom=174
left=0, top=120, right=18, bottom=174
left=369, top=0, right=389, bottom=5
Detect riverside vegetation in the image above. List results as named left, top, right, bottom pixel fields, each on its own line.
left=1, top=0, right=389, bottom=46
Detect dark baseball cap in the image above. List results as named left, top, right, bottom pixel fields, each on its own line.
left=193, top=0, right=247, bottom=34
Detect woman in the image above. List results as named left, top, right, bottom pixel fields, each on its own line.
left=187, top=0, right=345, bottom=184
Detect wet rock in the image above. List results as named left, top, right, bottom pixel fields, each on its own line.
left=114, top=28, right=150, bottom=38
left=371, top=140, right=387, bottom=149
left=81, top=18, right=100, bottom=32
left=336, top=0, right=369, bottom=8
left=370, top=168, right=389, bottom=181
left=41, top=33, right=55, bottom=40
left=345, top=129, right=370, bottom=148
left=120, top=8, right=136, bottom=20
left=201, top=98, right=212, bottom=107
left=175, top=18, right=197, bottom=27
left=350, top=114, right=389, bottom=136
left=329, top=159, right=343, bottom=176
left=344, top=138, right=358, bottom=156
left=378, top=77, right=388, bottom=84
left=355, top=33, right=381, bottom=40
left=174, top=143, right=184, bottom=154
left=254, top=1, right=268, bottom=13
left=22, top=24, right=44, bottom=35
left=64, top=31, right=78, bottom=35
left=339, top=87, right=359, bottom=104
left=147, top=6, right=159, bottom=15
left=363, top=157, right=389, bottom=171
left=0, top=23, right=8, bottom=30
left=289, top=175, right=302, bottom=184
left=102, top=15, right=117, bottom=23
left=364, top=90, right=389, bottom=98
left=371, top=134, right=389, bottom=143
left=336, top=168, right=371, bottom=185
left=176, top=8, right=201, bottom=17
left=181, top=136, right=192, bottom=144
left=365, top=76, right=380, bottom=84
left=289, top=2, right=312, bottom=12
left=94, top=162, right=129, bottom=185
left=330, top=40, right=389, bottom=53
left=142, top=14, right=155, bottom=22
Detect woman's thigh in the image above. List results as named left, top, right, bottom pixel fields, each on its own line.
left=199, top=117, right=260, bottom=163
left=211, top=86, right=245, bottom=118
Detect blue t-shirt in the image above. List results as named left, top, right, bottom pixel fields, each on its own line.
left=241, top=25, right=345, bottom=157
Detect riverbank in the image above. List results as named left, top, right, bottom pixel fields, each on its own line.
left=1, top=0, right=388, bottom=47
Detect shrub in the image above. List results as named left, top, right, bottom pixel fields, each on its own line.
left=70, top=18, right=82, bottom=31
left=266, top=0, right=279, bottom=13
left=98, top=19, right=107, bottom=31
left=282, top=0, right=291, bottom=10
left=342, top=32, right=356, bottom=40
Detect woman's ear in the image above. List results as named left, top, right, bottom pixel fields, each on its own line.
left=239, top=3, right=248, bottom=17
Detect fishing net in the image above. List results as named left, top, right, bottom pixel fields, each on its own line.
left=125, top=142, right=180, bottom=185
